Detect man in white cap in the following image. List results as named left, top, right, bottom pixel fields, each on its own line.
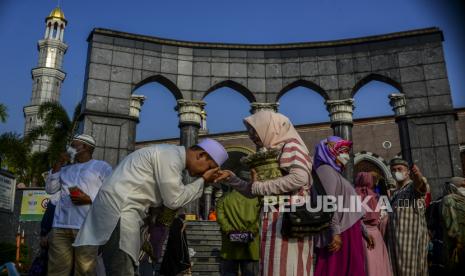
left=45, top=134, right=113, bottom=276
left=73, top=138, right=228, bottom=275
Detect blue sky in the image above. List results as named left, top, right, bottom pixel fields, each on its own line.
left=0, top=0, right=464, bottom=141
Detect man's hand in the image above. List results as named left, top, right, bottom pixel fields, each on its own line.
left=411, top=164, right=427, bottom=193
left=213, top=170, right=234, bottom=183
left=202, top=168, right=220, bottom=183
left=328, top=234, right=342, bottom=252
left=52, top=152, right=70, bottom=173
left=70, top=187, right=92, bottom=205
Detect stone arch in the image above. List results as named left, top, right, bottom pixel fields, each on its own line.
left=277, top=79, right=328, bottom=101
left=133, top=74, right=183, bottom=100
left=351, top=73, right=402, bottom=97
left=203, top=80, right=256, bottom=103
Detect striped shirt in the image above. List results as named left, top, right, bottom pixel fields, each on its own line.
left=386, top=182, right=429, bottom=276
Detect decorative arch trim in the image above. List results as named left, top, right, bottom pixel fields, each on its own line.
left=351, top=73, right=402, bottom=97
left=354, top=151, right=392, bottom=180
left=203, top=80, right=256, bottom=103
left=225, top=145, right=255, bottom=155
left=133, top=75, right=183, bottom=100
left=277, top=79, right=328, bottom=101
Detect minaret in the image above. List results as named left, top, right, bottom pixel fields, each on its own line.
left=23, top=7, right=68, bottom=152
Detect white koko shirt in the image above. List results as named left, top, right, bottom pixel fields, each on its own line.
left=73, top=144, right=205, bottom=264
left=45, top=159, right=112, bottom=229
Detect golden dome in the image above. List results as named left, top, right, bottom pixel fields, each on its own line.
left=46, top=7, right=67, bottom=23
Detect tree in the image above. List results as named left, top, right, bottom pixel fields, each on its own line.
left=0, top=103, right=7, bottom=123
left=0, top=102, right=81, bottom=186
left=0, top=132, right=52, bottom=186
left=26, top=102, right=81, bottom=167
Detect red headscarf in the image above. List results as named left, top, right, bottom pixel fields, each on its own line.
left=355, top=172, right=380, bottom=225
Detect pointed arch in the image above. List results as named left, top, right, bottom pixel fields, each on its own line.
left=278, top=79, right=328, bottom=101
left=204, top=80, right=256, bottom=103
left=134, top=74, right=183, bottom=100
left=352, top=73, right=402, bottom=97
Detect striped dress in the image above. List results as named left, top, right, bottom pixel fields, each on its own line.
left=386, top=182, right=429, bottom=276
left=257, top=139, right=314, bottom=276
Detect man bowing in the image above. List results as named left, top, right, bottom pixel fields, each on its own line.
left=74, top=138, right=228, bottom=275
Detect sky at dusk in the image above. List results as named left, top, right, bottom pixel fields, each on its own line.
left=0, top=0, right=464, bottom=141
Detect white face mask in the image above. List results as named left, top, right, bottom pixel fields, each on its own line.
left=66, top=146, right=77, bottom=163
left=394, top=171, right=407, bottom=182
left=337, top=153, right=350, bottom=166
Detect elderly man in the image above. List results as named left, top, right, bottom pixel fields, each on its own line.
left=74, top=138, right=228, bottom=276
left=45, top=134, right=112, bottom=276
left=386, top=158, right=429, bottom=276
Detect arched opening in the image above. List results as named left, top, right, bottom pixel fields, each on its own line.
left=353, top=78, right=400, bottom=119
left=278, top=81, right=328, bottom=125
left=203, top=87, right=251, bottom=134
left=52, top=22, right=58, bottom=39
left=133, top=81, right=180, bottom=142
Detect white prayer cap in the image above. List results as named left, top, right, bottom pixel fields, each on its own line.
left=72, top=134, right=96, bottom=148
left=196, top=138, right=228, bottom=167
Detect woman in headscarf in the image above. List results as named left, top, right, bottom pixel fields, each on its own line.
left=215, top=110, right=313, bottom=276
left=312, top=136, right=365, bottom=276
left=355, top=172, right=392, bottom=276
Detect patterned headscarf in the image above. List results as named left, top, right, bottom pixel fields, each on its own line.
left=313, top=136, right=352, bottom=173
left=355, top=172, right=380, bottom=224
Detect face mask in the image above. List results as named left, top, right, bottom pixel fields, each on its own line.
left=394, top=171, right=407, bottom=182
left=337, top=153, right=350, bottom=166
left=66, top=146, right=77, bottom=163
left=458, top=187, right=465, bottom=196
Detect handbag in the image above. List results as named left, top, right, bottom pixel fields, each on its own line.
left=281, top=170, right=333, bottom=238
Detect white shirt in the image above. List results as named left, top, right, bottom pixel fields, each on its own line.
left=73, top=144, right=205, bottom=264
left=45, top=159, right=112, bottom=229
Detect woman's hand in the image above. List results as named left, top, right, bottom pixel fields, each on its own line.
left=366, top=234, right=375, bottom=250
left=250, top=169, right=258, bottom=182
left=328, top=234, right=342, bottom=252
left=213, top=170, right=234, bottom=183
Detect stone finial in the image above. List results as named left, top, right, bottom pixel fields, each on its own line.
left=325, top=98, right=354, bottom=123
left=129, top=94, right=146, bottom=119
left=250, top=102, right=279, bottom=114
left=175, top=99, right=206, bottom=126
left=388, top=93, right=406, bottom=116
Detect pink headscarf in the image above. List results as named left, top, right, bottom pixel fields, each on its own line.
left=355, top=172, right=380, bottom=225
left=243, top=111, right=312, bottom=172
left=243, top=111, right=309, bottom=152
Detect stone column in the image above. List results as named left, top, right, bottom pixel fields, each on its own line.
left=250, top=102, right=279, bottom=114
left=389, top=93, right=412, bottom=165
left=203, top=186, right=213, bottom=220
left=326, top=98, right=355, bottom=181
left=175, top=99, right=205, bottom=216
left=129, top=94, right=146, bottom=120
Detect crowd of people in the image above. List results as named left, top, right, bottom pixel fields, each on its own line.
left=36, top=110, right=465, bottom=276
